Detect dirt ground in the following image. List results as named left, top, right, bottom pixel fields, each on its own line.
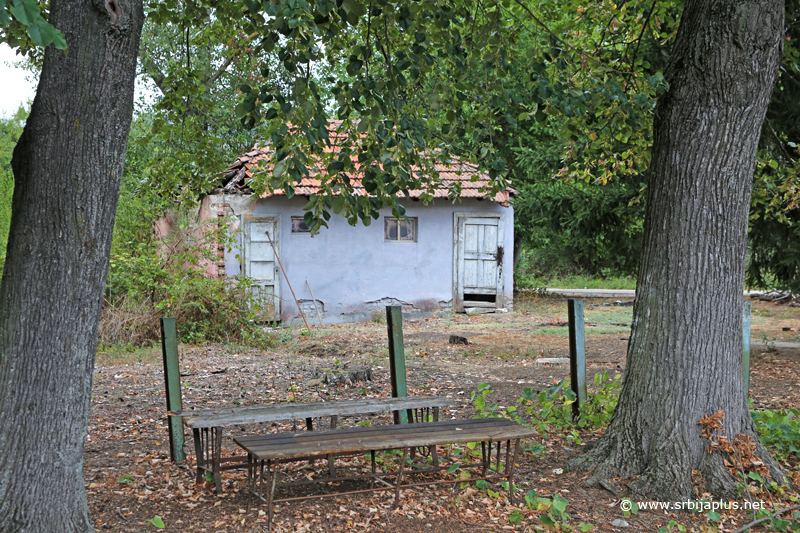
left=86, top=295, right=800, bottom=532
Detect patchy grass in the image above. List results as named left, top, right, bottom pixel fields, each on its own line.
left=516, top=273, right=637, bottom=290
left=96, top=344, right=161, bottom=366
left=584, top=304, right=633, bottom=327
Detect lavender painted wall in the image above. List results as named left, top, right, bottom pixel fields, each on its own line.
left=211, top=194, right=513, bottom=324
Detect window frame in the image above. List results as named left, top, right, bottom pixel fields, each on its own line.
left=384, top=216, right=418, bottom=243
left=290, top=216, right=312, bottom=235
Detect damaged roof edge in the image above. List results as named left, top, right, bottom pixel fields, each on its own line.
left=216, top=124, right=515, bottom=206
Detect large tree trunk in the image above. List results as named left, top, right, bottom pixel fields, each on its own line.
left=570, top=0, right=784, bottom=500
left=0, top=0, right=143, bottom=530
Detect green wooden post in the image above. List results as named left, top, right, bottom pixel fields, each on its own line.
left=568, top=299, right=587, bottom=418
left=743, top=301, right=752, bottom=400
left=161, top=317, right=185, bottom=463
left=386, top=305, right=409, bottom=424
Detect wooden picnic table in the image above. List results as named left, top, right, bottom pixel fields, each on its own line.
left=235, top=417, right=537, bottom=530
left=172, top=395, right=452, bottom=493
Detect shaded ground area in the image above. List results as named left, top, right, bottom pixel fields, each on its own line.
left=86, top=296, right=800, bottom=532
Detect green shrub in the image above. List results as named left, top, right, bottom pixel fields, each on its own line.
left=471, top=371, right=622, bottom=444
left=102, top=182, right=274, bottom=348
left=751, top=408, right=800, bottom=461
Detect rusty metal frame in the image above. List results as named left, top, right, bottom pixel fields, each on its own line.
left=245, top=438, right=522, bottom=531
left=192, top=427, right=226, bottom=493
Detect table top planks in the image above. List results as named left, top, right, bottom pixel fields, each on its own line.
left=233, top=418, right=536, bottom=461
left=176, top=396, right=453, bottom=428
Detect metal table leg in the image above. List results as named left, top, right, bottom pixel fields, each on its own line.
left=212, top=427, right=223, bottom=494
left=193, top=428, right=204, bottom=484
left=267, top=461, right=276, bottom=531
left=394, top=447, right=408, bottom=508
left=507, top=438, right=520, bottom=504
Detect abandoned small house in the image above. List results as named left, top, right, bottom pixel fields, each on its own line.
left=175, top=128, right=515, bottom=324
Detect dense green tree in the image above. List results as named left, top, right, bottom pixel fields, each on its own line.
left=746, top=2, right=800, bottom=293
left=0, top=106, right=24, bottom=267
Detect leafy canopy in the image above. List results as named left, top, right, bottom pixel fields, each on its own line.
left=2, top=0, right=682, bottom=243
left=1, top=0, right=65, bottom=53
left=231, top=0, right=674, bottom=229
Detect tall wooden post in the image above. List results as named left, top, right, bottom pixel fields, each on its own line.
left=161, top=317, right=185, bottom=462
left=386, top=306, right=409, bottom=424
left=568, top=299, right=587, bottom=418
left=742, top=301, right=752, bottom=400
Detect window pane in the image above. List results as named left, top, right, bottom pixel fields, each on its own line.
left=291, top=217, right=311, bottom=233
left=399, top=219, right=414, bottom=241
left=384, top=218, right=398, bottom=240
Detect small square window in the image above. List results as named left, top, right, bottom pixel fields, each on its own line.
left=384, top=217, right=417, bottom=242
left=291, top=216, right=311, bottom=234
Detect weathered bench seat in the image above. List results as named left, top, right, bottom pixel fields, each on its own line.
left=235, top=417, right=536, bottom=530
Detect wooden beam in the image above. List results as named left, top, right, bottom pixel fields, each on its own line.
left=568, top=299, right=587, bottom=418
left=161, top=317, right=185, bottom=463
left=743, top=301, right=752, bottom=400
left=386, top=306, right=409, bottom=423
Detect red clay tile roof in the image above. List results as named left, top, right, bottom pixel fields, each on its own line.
left=219, top=122, right=514, bottom=206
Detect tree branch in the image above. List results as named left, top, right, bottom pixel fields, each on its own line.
left=622, top=1, right=657, bottom=90
left=205, top=31, right=259, bottom=87
left=204, top=56, right=234, bottom=87
left=730, top=505, right=800, bottom=533
left=509, top=0, right=628, bottom=75
left=765, top=117, right=794, bottom=161
left=139, top=54, right=168, bottom=95
left=628, top=2, right=656, bottom=67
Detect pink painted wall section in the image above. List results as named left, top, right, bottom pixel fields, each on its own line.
left=152, top=196, right=224, bottom=279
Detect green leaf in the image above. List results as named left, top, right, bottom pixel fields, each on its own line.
left=346, top=57, right=363, bottom=76
left=147, top=516, right=165, bottom=529
left=540, top=514, right=556, bottom=526
left=706, top=511, right=720, bottom=522
left=9, top=0, right=39, bottom=26
left=747, top=471, right=765, bottom=483
left=26, top=20, right=44, bottom=46
left=446, top=463, right=460, bottom=474
left=273, top=160, right=287, bottom=179
left=26, top=19, right=63, bottom=48
left=50, top=23, right=67, bottom=49
left=552, top=495, right=568, bottom=513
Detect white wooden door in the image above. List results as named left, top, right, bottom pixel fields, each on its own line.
left=243, top=215, right=280, bottom=321
left=454, top=213, right=504, bottom=312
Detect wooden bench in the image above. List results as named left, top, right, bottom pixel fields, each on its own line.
left=235, top=417, right=536, bottom=530
left=173, top=395, right=452, bottom=493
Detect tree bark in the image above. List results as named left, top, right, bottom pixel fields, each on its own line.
left=0, top=0, right=143, bottom=530
left=569, top=0, right=785, bottom=500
